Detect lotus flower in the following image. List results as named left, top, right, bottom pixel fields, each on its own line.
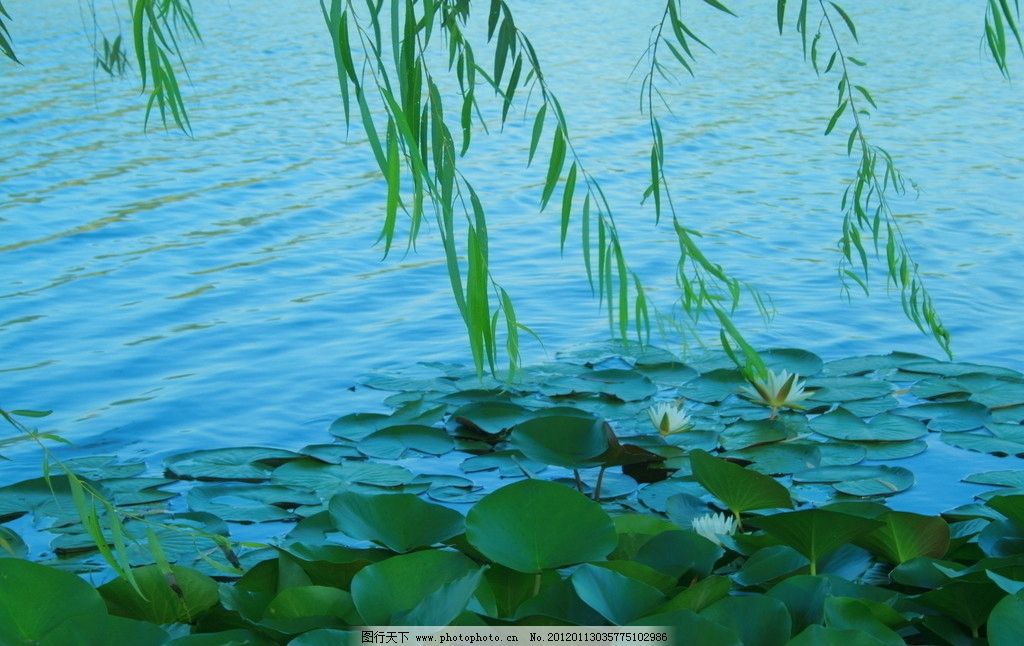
left=647, top=401, right=692, bottom=436
left=739, top=369, right=814, bottom=419
left=691, top=512, right=738, bottom=546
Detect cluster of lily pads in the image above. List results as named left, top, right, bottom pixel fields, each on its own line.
left=3, top=343, right=1024, bottom=644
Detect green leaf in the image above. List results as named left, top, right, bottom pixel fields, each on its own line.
left=829, top=2, right=858, bottom=41
left=328, top=491, right=465, bottom=552
left=571, top=564, right=665, bottom=625
left=809, top=408, right=926, bottom=441
left=701, top=594, right=792, bottom=646
left=466, top=480, right=617, bottom=573
left=511, top=414, right=609, bottom=468
left=776, top=0, right=788, bottom=34
left=689, top=449, right=793, bottom=516
left=989, top=592, right=1024, bottom=646
left=700, top=0, right=737, bottom=16
left=825, top=100, right=848, bottom=135
left=100, top=564, right=218, bottom=624
left=528, top=104, right=546, bottom=165
left=750, top=509, right=881, bottom=574
left=351, top=549, right=479, bottom=625
left=560, top=163, right=578, bottom=252
left=855, top=512, right=950, bottom=564
left=540, top=128, right=566, bottom=209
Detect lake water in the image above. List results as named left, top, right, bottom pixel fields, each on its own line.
left=1, top=1, right=1022, bottom=501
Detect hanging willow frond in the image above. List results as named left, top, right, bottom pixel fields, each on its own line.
left=0, top=1, right=19, bottom=63
left=130, top=0, right=200, bottom=134
left=779, top=0, right=952, bottom=357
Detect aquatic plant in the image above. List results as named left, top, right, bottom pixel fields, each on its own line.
left=5, top=1, right=1017, bottom=376
left=647, top=401, right=692, bottom=436
left=690, top=511, right=738, bottom=546
left=739, top=369, right=815, bottom=419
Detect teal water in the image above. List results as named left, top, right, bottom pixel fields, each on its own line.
left=1, top=1, right=1022, bottom=492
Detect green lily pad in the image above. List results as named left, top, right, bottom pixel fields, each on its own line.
left=841, top=440, right=927, bottom=460
left=328, top=491, right=464, bottom=553
left=718, top=417, right=804, bottom=451
left=187, top=484, right=319, bottom=523
left=809, top=408, right=926, bottom=441
left=511, top=414, right=609, bottom=468
left=350, top=549, right=479, bottom=625
left=359, top=424, right=454, bottom=459
left=634, top=361, right=698, bottom=384
left=461, top=451, right=547, bottom=478
left=762, top=348, right=823, bottom=377
left=734, top=545, right=810, bottom=586
left=299, top=444, right=363, bottom=463
left=450, top=401, right=532, bottom=435
left=0, top=475, right=92, bottom=522
left=795, top=465, right=914, bottom=497
left=821, top=597, right=904, bottom=646
left=164, top=447, right=300, bottom=482
left=570, top=563, right=665, bottom=625
left=841, top=396, right=901, bottom=418
left=988, top=592, right=1024, bottom=646
left=260, top=585, right=357, bottom=634
left=634, top=530, right=723, bottom=579
left=749, top=510, right=882, bottom=574
left=805, top=377, right=892, bottom=402
left=271, top=459, right=415, bottom=492
left=679, top=369, right=747, bottom=404
left=767, top=575, right=831, bottom=633
left=900, top=361, right=1022, bottom=379
left=964, top=471, right=1024, bottom=489
left=101, top=477, right=179, bottom=507
left=855, top=512, right=950, bottom=564
left=919, top=580, right=1005, bottom=635
left=821, top=352, right=933, bottom=376
left=894, top=401, right=990, bottom=432
left=329, top=401, right=446, bottom=441
left=57, top=456, right=146, bottom=480
left=689, top=450, right=792, bottom=515
left=701, top=594, right=792, bottom=646
left=100, top=564, right=218, bottom=624
left=465, top=480, right=617, bottom=573
left=726, top=443, right=821, bottom=476
left=541, top=369, right=657, bottom=402
left=941, top=431, right=1024, bottom=457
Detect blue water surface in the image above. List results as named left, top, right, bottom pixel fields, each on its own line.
left=1, top=1, right=1022, bottom=502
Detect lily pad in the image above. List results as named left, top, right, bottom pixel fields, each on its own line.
left=461, top=451, right=547, bottom=478
left=726, top=443, right=821, bottom=476
left=187, top=484, right=319, bottom=523
left=855, top=512, right=949, bottom=564
left=450, top=401, right=532, bottom=436
left=941, top=431, right=1024, bottom=457
left=805, top=377, right=892, bottom=403
left=570, top=563, right=665, bottom=625
left=465, top=480, right=617, bottom=573
left=164, top=447, right=300, bottom=482
left=809, top=408, right=926, bottom=441
left=689, top=449, right=792, bottom=515
left=271, top=459, right=415, bottom=492
left=679, top=370, right=747, bottom=404
left=893, top=401, right=990, bottom=432
left=359, top=424, right=454, bottom=459
left=821, top=352, right=933, bottom=376
left=100, top=564, right=218, bottom=624
left=541, top=369, right=657, bottom=402
left=328, top=491, right=464, bottom=553
left=511, top=414, right=609, bottom=468
left=749, top=510, right=882, bottom=574
left=762, top=348, right=823, bottom=377
left=840, top=440, right=927, bottom=461
left=718, top=417, right=803, bottom=451
left=964, top=471, right=1024, bottom=489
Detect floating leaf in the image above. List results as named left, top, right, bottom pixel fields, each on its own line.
left=634, top=530, right=723, bottom=579
left=805, top=377, right=892, bottom=402
left=701, top=594, right=792, bottom=646
left=165, top=447, right=299, bottom=482
left=450, top=401, right=532, bottom=435
left=941, top=431, right=1024, bottom=457
left=511, top=414, right=609, bottom=468
left=762, top=348, right=823, bottom=377
left=989, top=592, right=1024, bottom=646
left=894, top=401, right=990, bottom=432
left=328, top=491, right=464, bottom=553
left=187, top=484, right=318, bottom=523
left=965, top=471, right=1024, bottom=489
left=461, top=450, right=546, bottom=477
left=360, top=425, right=454, bottom=459
left=689, top=449, right=793, bottom=515
left=271, top=459, right=414, bottom=492
left=679, top=369, right=747, bottom=404
left=465, top=480, right=616, bottom=573
left=809, top=408, right=926, bottom=441
left=100, top=564, right=218, bottom=624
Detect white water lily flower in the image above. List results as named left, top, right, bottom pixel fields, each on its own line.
left=739, top=369, right=814, bottom=419
left=691, top=512, right=738, bottom=547
left=647, top=401, right=692, bottom=436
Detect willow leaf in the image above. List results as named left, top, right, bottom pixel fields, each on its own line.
left=560, top=163, right=577, bottom=252
left=528, top=104, right=547, bottom=165
left=829, top=2, right=858, bottom=42
left=825, top=100, right=847, bottom=135
left=541, top=128, right=566, bottom=209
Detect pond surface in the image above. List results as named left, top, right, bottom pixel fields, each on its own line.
left=1, top=1, right=1022, bottom=502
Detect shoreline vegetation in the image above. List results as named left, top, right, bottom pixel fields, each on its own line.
left=4, top=344, right=1024, bottom=642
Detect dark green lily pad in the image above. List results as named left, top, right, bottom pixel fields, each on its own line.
left=899, top=361, right=1022, bottom=379
left=450, top=401, right=532, bottom=435
left=541, top=369, right=657, bottom=402
left=164, top=447, right=300, bottom=482
left=511, top=415, right=609, bottom=468
left=805, top=377, right=892, bottom=403
left=821, top=352, right=933, bottom=376
left=187, top=484, right=318, bottom=523
left=855, top=511, right=949, bottom=564
left=726, top=443, right=821, bottom=476
left=762, top=348, right=823, bottom=377
left=57, top=456, right=146, bottom=480
left=809, top=408, right=926, bottom=441
left=359, top=424, right=453, bottom=459
left=749, top=510, right=882, bottom=574
left=964, top=471, right=1024, bottom=489
left=841, top=440, right=927, bottom=460
left=719, top=417, right=805, bottom=451
left=701, top=594, right=793, bottom=646
left=841, top=396, right=901, bottom=418
left=461, top=451, right=547, bottom=478
left=634, top=361, right=698, bottom=384
left=689, top=449, right=793, bottom=515
left=299, top=444, right=363, bottom=463
left=941, top=431, right=1024, bottom=457
left=833, top=466, right=914, bottom=497
left=100, top=564, right=218, bottom=624
left=328, top=491, right=464, bottom=553
left=350, top=549, right=479, bottom=625
left=894, top=401, right=990, bottom=432
left=570, top=563, right=665, bottom=625
left=638, top=479, right=707, bottom=513
left=679, top=369, right=747, bottom=404
left=465, top=480, right=617, bottom=573
left=734, top=545, right=810, bottom=586
left=271, top=459, right=414, bottom=492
